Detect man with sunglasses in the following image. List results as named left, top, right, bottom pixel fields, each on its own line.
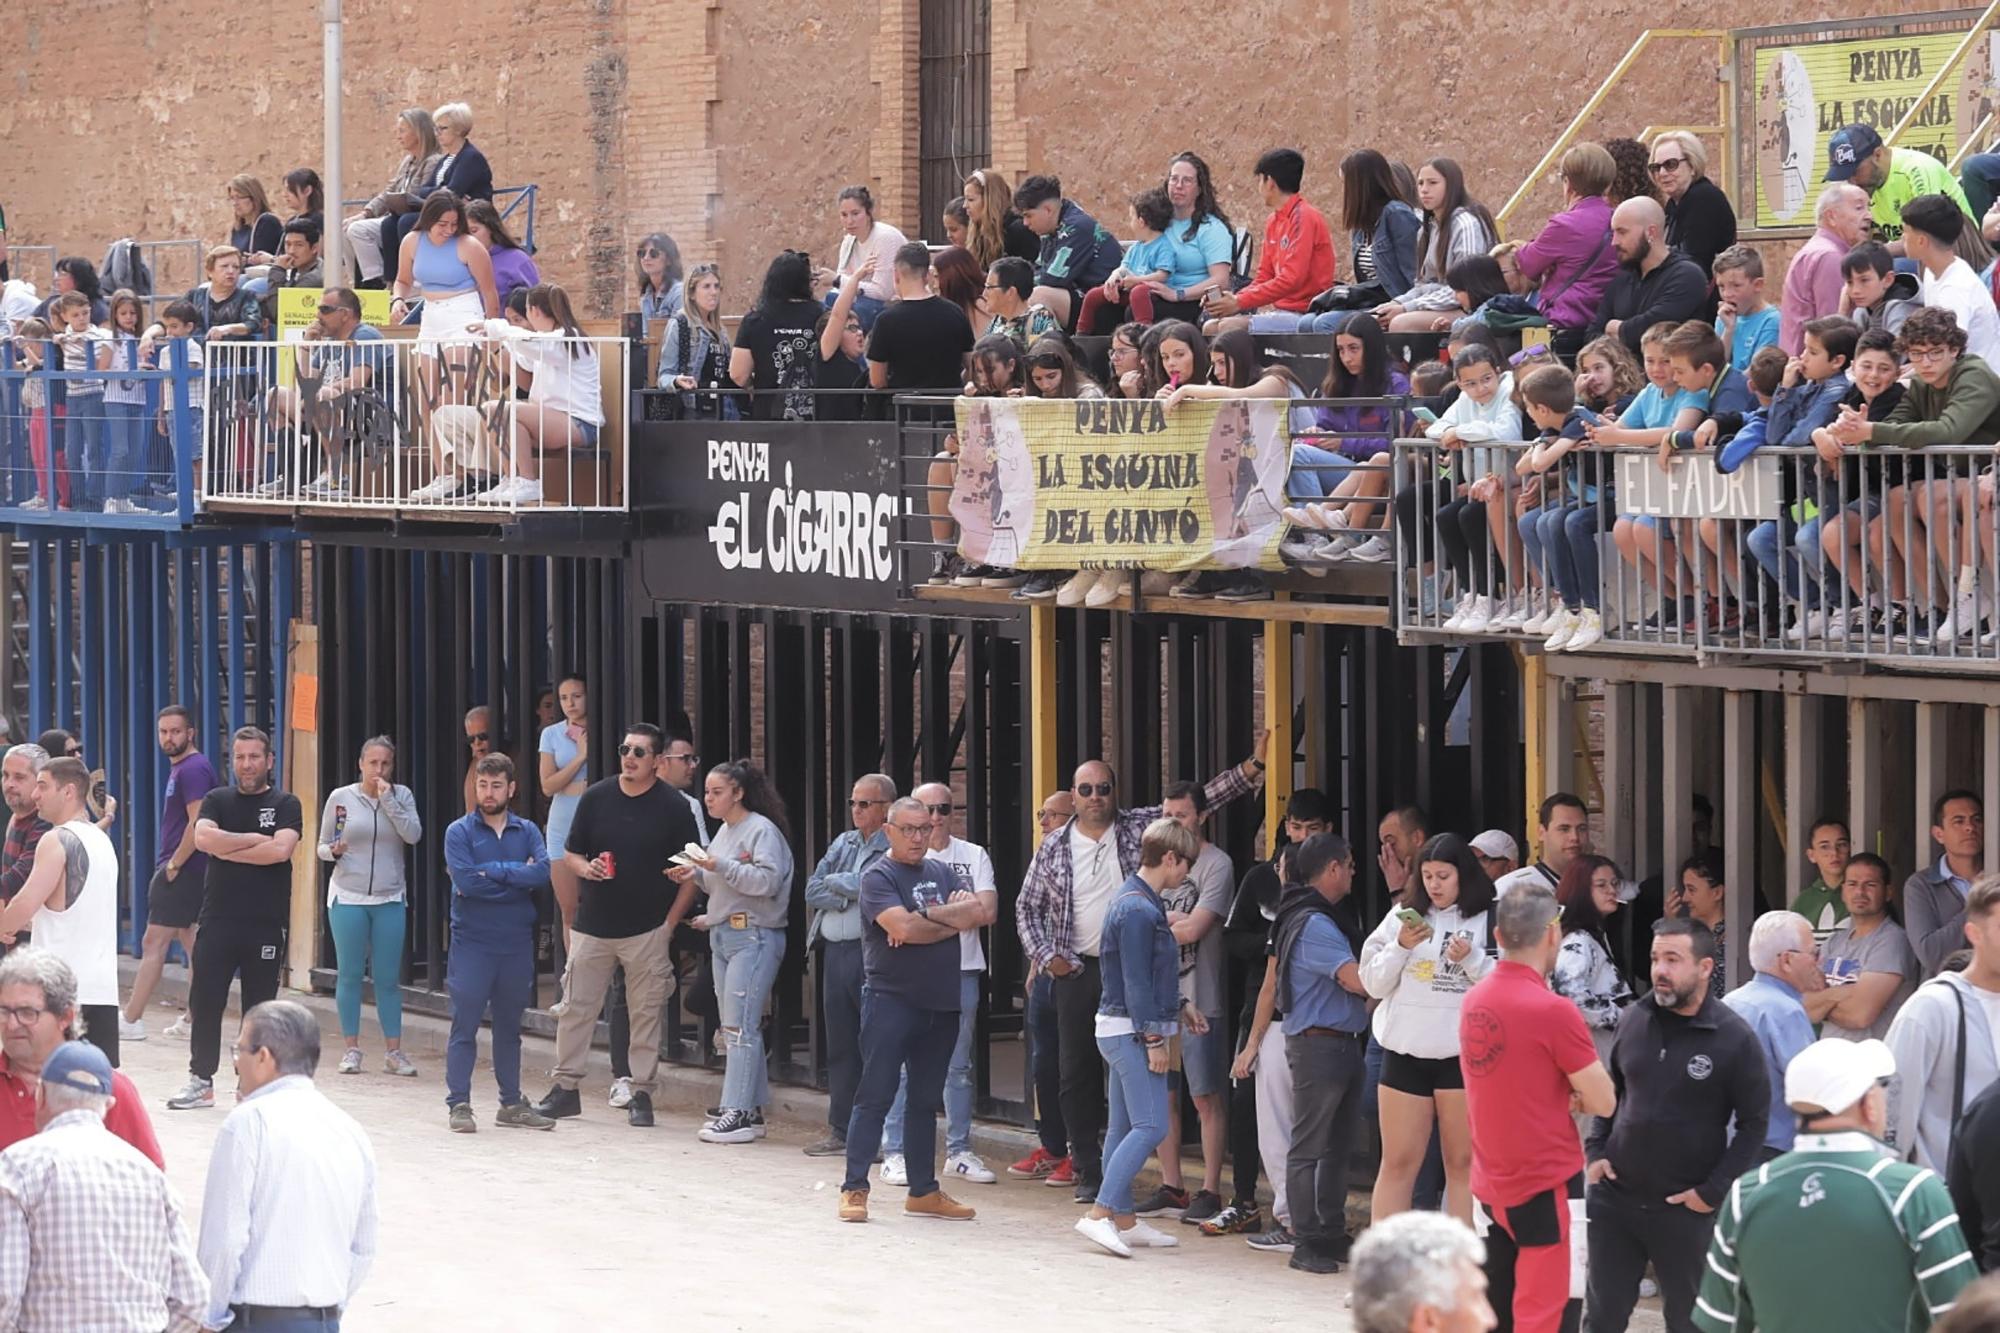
left=533, top=724, right=699, bottom=1128
left=1017, top=731, right=1268, bottom=1202
left=879, top=782, right=997, bottom=1187
left=286, top=287, right=389, bottom=501
left=799, top=773, right=895, bottom=1158
left=462, top=707, right=496, bottom=815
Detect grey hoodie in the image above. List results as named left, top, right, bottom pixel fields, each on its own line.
left=1885, top=969, right=2000, bottom=1173
left=318, top=782, right=422, bottom=905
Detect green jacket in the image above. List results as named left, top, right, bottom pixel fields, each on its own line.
left=1791, top=876, right=1848, bottom=947
left=1693, top=1131, right=1975, bottom=1333
left=1868, top=354, right=2000, bottom=450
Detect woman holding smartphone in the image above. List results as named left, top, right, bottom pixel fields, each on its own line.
left=539, top=674, right=590, bottom=947
left=1358, top=832, right=1496, bottom=1225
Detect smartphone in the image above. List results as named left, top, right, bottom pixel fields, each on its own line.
left=1395, top=906, right=1429, bottom=931
left=1412, top=406, right=1439, bottom=425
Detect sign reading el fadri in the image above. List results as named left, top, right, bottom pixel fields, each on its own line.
left=950, top=397, right=1289, bottom=573
left=1615, top=453, right=1780, bottom=522
left=1753, top=27, right=1998, bottom=228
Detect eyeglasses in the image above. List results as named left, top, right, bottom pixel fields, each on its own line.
left=1648, top=157, right=1687, bottom=174
left=0, top=1004, right=48, bottom=1026
left=1075, top=782, right=1113, bottom=798
left=888, top=822, right=929, bottom=836
left=616, top=744, right=656, bottom=758
left=466, top=731, right=490, bottom=745
left=1907, top=346, right=1955, bottom=364
left=924, top=802, right=954, bottom=816
left=983, top=283, right=1003, bottom=292
left=1037, top=809, right=1068, bottom=824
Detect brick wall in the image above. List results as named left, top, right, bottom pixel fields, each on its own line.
left=0, top=0, right=1976, bottom=317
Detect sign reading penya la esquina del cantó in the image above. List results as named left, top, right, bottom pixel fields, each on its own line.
left=950, top=397, right=1290, bottom=573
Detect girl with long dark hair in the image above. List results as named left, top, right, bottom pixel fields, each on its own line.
left=1281, top=314, right=1410, bottom=558
left=1375, top=158, right=1499, bottom=331
left=1551, top=854, right=1633, bottom=1059
left=729, top=250, right=825, bottom=421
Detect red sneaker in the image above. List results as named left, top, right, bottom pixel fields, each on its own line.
left=1007, top=1147, right=1058, bottom=1179
left=1042, top=1156, right=1075, bottom=1187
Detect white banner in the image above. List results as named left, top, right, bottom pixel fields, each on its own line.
left=1615, top=453, right=1780, bottom=521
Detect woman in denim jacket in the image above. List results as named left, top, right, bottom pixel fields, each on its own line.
left=1075, top=818, right=1201, bottom=1259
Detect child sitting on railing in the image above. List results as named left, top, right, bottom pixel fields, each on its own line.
left=1513, top=364, right=1606, bottom=652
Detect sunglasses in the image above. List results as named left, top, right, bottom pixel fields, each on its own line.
left=638, top=247, right=662, bottom=257
left=616, top=744, right=656, bottom=757
left=466, top=731, right=490, bottom=745
left=924, top=802, right=954, bottom=816
left=1037, top=809, right=1067, bottom=823
left=1648, top=158, right=1687, bottom=174
left=1075, top=782, right=1113, bottom=798
left=64, top=747, right=81, bottom=758
left=663, top=751, right=699, bottom=764
left=849, top=797, right=885, bottom=809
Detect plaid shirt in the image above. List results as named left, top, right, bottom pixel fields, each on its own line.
left=0, top=814, right=48, bottom=902
left=0, top=1110, right=207, bottom=1332
left=1016, top=763, right=1259, bottom=969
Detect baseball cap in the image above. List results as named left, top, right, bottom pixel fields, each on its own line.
left=1470, top=830, right=1519, bottom=862
left=1825, top=125, right=1884, bottom=182
left=40, top=1040, right=113, bottom=1097
left=1785, top=1037, right=1895, bottom=1115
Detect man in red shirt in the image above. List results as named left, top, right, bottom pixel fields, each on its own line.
left=1460, top=881, right=1615, bottom=1333
left=0, top=947, right=163, bottom=1167
left=1202, top=147, right=1336, bottom=332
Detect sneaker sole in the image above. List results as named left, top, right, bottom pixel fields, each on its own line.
left=166, top=1099, right=213, bottom=1111
left=949, top=1172, right=997, bottom=1184
left=697, top=1128, right=757, bottom=1144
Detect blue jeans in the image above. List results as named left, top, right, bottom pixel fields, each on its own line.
left=445, top=942, right=533, bottom=1107
left=1249, top=309, right=1353, bottom=335
left=842, top=989, right=958, bottom=1195
left=64, top=395, right=103, bottom=509
left=328, top=900, right=405, bottom=1040
left=885, top=969, right=978, bottom=1156
left=102, top=401, right=146, bottom=503
left=1027, top=969, right=1068, bottom=1157
left=1747, top=517, right=1813, bottom=607
left=711, top=922, right=784, bottom=1112
left=1521, top=502, right=1601, bottom=609
left=1286, top=442, right=1353, bottom=500
left=1097, top=1032, right=1169, bottom=1215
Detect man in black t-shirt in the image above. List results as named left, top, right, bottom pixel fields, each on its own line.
left=533, top=724, right=698, bottom=1128
left=167, top=727, right=302, bottom=1111
left=837, top=798, right=987, bottom=1224
left=867, top=243, right=976, bottom=395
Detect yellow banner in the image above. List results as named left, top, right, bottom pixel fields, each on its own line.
left=1750, top=30, right=1994, bottom=228
left=949, top=396, right=1289, bottom=573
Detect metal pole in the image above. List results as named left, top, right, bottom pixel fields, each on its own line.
left=323, top=0, right=344, bottom=282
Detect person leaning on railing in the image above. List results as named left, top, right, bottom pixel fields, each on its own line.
left=1514, top=364, right=1610, bottom=653
left=1831, top=305, right=2000, bottom=645
left=1277, top=312, right=1407, bottom=562
left=454, top=283, right=603, bottom=507
left=1425, top=344, right=1525, bottom=635
left=1810, top=328, right=1907, bottom=626
left=657, top=262, right=736, bottom=421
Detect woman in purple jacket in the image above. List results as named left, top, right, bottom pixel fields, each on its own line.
left=1517, top=143, right=1621, bottom=357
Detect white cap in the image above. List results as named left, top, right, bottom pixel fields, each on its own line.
left=1785, top=1037, right=1896, bottom=1116
left=1469, top=830, right=1518, bottom=862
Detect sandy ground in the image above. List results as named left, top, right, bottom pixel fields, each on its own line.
left=122, top=988, right=1664, bottom=1332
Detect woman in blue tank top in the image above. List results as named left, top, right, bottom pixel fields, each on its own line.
left=391, top=190, right=499, bottom=498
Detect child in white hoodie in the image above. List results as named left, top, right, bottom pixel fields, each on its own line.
left=1422, top=344, right=1524, bottom=632
left=1360, top=832, right=1497, bottom=1223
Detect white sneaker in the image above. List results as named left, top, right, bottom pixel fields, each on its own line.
left=336, top=1047, right=364, bottom=1075
left=408, top=473, right=462, bottom=502
left=1494, top=592, right=1534, bottom=630
left=1937, top=589, right=1982, bottom=645
left=1279, top=535, right=1328, bottom=568
left=1346, top=535, right=1392, bottom=563
left=1457, top=594, right=1498, bottom=634
left=163, top=1014, right=191, bottom=1040
left=1440, top=592, right=1477, bottom=631
left=1542, top=608, right=1580, bottom=652
left=1075, top=1214, right=1133, bottom=1258
left=17, top=496, right=48, bottom=511
left=118, top=1015, right=146, bottom=1042
left=476, top=475, right=543, bottom=506
left=1786, top=608, right=1831, bottom=643
left=102, top=497, right=142, bottom=514
left=1640, top=1278, right=1660, bottom=1299
left=1125, top=1220, right=1180, bottom=1248
left=1083, top=572, right=1124, bottom=609
left=1055, top=570, right=1098, bottom=608
left=253, top=477, right=289, bottom=498
left=1564, top=607, right=1603, bottom=651
left=879, top=1153, right=908, bottom=1186
left=1521, top=596, right=1559, bottom=636
left=946, top=1151, right=997, bottom=1184
left=607, top=1076, right=633, bottom=1109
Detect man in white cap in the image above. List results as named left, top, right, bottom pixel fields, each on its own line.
left=1469, top=831, right=1519, bottom=883
left=1692, top=1038, right=1975, bottom=1333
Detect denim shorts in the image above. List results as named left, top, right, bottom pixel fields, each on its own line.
left=1174, top=1021, right=1229, bottom=1099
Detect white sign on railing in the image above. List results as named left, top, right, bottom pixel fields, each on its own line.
left=1615, top=452, right=1780, bottom=521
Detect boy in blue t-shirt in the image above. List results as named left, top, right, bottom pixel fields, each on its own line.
left=1077, top=186, right=1174, bottom=335
left=1712, top=245, right=1779, bottom=372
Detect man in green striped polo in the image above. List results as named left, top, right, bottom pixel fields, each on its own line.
left=1694, top=1038, right=1975, bottom=1332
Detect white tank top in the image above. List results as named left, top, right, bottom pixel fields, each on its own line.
left=32, top=819, right=120, bottom=1006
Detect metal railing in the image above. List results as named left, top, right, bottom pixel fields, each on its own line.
left=338, top=183, right=539, bottom=252
left=1394, top=437, right=2000, bottom=669
left=0, top=336, right=204, bottom=523
left=199, top=331, right=628, bottom=515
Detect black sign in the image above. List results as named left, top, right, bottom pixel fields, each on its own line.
left=633, top=414, right=914, bottom=612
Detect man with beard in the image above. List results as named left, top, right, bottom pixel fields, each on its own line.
left=1586, top=919, right=1768, bottom=1332
left=120, top=705, right=217, bottom=1042
left=1588, top=196, right=1708, bottom=354
left=441, top=754, right=555, bottom=1132
left=0, top=745, right=50, bottom=945
left=166, top=728, right=301, bottom=1110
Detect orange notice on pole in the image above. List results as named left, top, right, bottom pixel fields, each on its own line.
left=291, top=674, right=319, bottom=734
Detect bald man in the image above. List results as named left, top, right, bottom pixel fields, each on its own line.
left=1590, top=195, right=1709, bottom=352
left=1016, top=734, right=1268, bottom=1201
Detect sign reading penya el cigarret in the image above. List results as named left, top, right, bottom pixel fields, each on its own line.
left=1615, top=454, right=1781, bottom=521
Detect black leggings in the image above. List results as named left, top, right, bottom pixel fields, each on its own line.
left=1228, top=998, right=1261, bottom=1203
left=1436, top=496, right=1496, bottom=594
left=1395, top=478, right=1456, bottom=569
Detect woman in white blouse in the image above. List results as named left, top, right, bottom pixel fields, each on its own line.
left=813, top=185, right=905, bottom=333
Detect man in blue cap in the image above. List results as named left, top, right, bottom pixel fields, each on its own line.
left=0, top=1040, right=208, bottom=1328
left=1825, top=123, right=1973, bottom=249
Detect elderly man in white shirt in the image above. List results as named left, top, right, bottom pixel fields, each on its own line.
left=0, top=1040, right=207, bottom=1332
left=198, top=1000, right=377, bottom=1332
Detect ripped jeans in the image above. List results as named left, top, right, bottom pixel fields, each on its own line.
left=711, top=921, right=784, bottom=1112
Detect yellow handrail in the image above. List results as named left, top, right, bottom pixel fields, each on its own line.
left=1496, top=29, right=1729, bottom=239
left=1884, top=0, right=2000, bottom=155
